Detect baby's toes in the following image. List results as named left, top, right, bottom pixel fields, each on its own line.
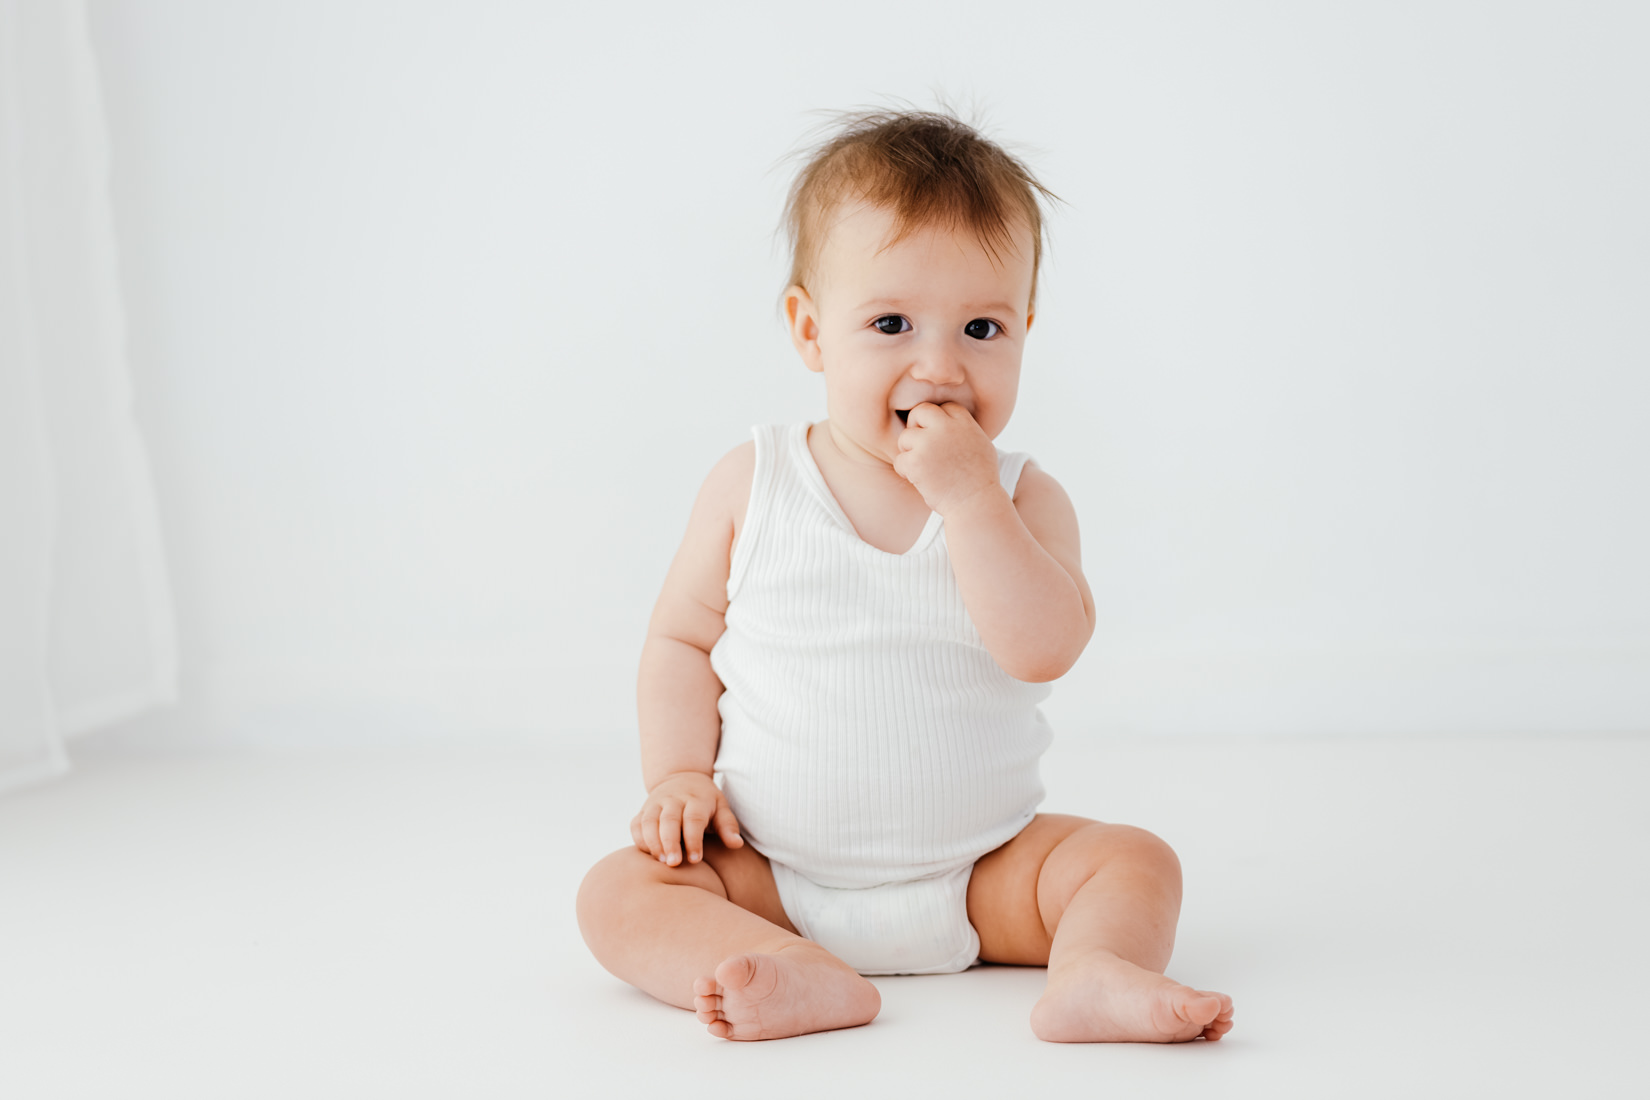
left=692, top=975, right=721, bottom=998
left=1191, top=991, right=1231, bottom=1020
left=1172, top=993, right=1218, bottom=1028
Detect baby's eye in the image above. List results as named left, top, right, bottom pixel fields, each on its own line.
left=964, top=318, right=1001, bottom=340
left=872, top=315, right=911, bottom=336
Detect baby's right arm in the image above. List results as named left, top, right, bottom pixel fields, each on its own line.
left=629, top=441, right=754, bottom=868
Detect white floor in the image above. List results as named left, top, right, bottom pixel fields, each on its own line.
left=1, top=724, right=1646, bottom=1099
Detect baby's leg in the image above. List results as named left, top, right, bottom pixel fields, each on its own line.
left=576, top=840, right=880, bottom=1040
left=967, top=814, right=1235, bottom=1043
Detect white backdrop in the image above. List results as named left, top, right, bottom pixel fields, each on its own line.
left=85, top=0, right=1650, bottom=746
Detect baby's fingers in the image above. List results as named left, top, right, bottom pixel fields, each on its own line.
left=681, top=803, right=713, bottom=864
left=714, top=799, right=744, bottom=849
left=658, top=800, right=685, bottom=866
left=632, top=806, right=663, bottom=860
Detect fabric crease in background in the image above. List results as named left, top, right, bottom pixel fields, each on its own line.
left=0, top=0, right=175, bottom=794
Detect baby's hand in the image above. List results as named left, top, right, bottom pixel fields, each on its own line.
left=631, top=771, right=743, bottom=867
left=894, top=402, right=1002, bottom=517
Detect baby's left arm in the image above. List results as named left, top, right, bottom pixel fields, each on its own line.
left=896, top=402, right=1096, bottom=682
left=946, top=462, right=1095, bottom=682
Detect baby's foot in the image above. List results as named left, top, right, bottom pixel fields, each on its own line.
left=692, top=944, right=881, bottom=1041
left=1031, top=948, right=1234, bottom=1043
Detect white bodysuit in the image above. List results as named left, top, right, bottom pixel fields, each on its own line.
left=710, top=422, right=1054, bottom=975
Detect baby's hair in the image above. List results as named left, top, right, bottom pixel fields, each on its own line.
left=781, top=106, right=1058, bottom=308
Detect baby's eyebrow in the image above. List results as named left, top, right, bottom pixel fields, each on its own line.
left=854, top=297, right=1021, bottom=317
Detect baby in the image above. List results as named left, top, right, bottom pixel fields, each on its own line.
left=576, top=109, right=1234, bottom=1043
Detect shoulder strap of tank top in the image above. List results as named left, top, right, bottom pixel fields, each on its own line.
left=726, top=424, right=789, bottom=601
left=997, top=449, right=1035, bottom=500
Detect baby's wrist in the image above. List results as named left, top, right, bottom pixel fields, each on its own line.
left=937, top=481, right=1012, bottom=525
left=647, top=768, right=714, bottom=792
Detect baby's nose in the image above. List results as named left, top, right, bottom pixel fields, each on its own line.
left=909, top=343, right=965, bottom=384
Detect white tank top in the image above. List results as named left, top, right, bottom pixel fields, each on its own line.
left=710, top=422, right=1054, bottom=889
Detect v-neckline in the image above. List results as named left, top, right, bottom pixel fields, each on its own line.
left=792, top=423, right=943, bottom=558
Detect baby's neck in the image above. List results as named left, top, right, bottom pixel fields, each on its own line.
left=814, top=421, right=887, bottom=470
left=808, top=421, right=933, bottom=554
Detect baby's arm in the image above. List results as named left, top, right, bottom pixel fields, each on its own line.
left=896, top=403, right=1096, bottom=682
left=630, top=442, right=753, bottom=867
left=948, top=461, right=1095, bottom=682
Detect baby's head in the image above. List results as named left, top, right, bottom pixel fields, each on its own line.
left=780, top=109, right=1057, bottom=461
left=783, top=109, right=1055, bottom=314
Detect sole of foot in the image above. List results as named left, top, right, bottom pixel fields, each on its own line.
left=692, top=945, right=881, bottom=1041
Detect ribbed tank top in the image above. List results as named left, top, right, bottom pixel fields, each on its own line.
left=710, top=422, right=1054, bottom=889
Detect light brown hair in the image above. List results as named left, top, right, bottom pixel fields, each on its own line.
left=782, top=108, right=1058, bottom=308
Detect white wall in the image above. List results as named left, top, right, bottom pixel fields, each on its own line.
left=87, top=0, right=1650, bottom=744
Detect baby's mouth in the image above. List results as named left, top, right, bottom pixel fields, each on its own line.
left=896, top=409, right=911, bottom=426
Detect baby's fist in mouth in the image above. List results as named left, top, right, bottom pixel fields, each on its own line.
left=893, top=402, right=1002, bottom=516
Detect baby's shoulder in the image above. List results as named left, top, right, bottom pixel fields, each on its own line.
left=693, top=439, right=756, bottom=541
left=1009, top=457, right=1055, bottom=500
left=1009, top=459, right=1081, bottom=528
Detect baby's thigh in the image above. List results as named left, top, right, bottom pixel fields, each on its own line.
left=699, top=836, right=799, bottom=935
left=578, top=840, right=795, bottom=934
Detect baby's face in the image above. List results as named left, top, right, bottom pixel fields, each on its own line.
left=786, top=203, right=1036, bottom=468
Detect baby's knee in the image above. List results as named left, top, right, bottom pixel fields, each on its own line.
left=1064, top=823, right=1183, bottom=885
left=576, top=847, right=630, bottom=913
left=1116, top=826, right=1181, bottom=882
left=577, top=848, right=654, bottom=924
left=575, top=847, right=721, bottom=948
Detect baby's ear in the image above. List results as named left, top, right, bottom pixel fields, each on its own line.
left=784, top=285, right=825, bottom=373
